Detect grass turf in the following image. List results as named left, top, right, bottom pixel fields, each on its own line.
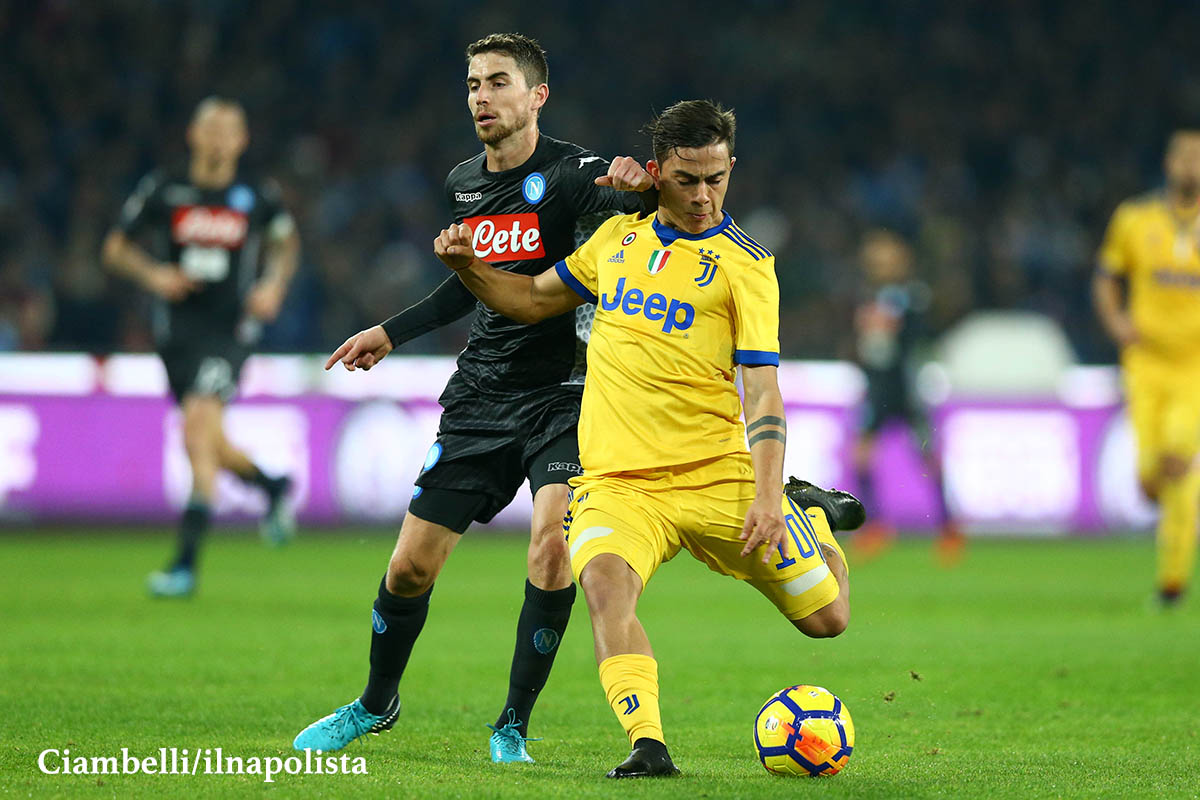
left=0, top=529, right=1198, bottom=798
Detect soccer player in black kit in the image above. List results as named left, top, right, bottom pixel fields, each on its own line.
left=102, top=98, right=300, bottom=597
left=850, top=229, right=963, bottom=564
left=293, top=34, right=655, bottom=763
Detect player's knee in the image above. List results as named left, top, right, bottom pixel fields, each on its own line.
left=181, top=400, right=221, bottom=457
left=792, top=601, right=849, bottom=639
left=182, top=421, right=218, bottom=461
left=579, top=556, right=639, bottom=617
left=530, top=519, right=569, bottom=562
left=385, top=552, right=438, bottom=596
left=1160, top=454, right=1191, bottom=481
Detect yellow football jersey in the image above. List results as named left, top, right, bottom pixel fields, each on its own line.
left=555, top=211, right=779, bottom=475
left=1099, top=191, right=1200, bottom=366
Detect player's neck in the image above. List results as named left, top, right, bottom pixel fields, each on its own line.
left=484, top=124, right=539, bottom=173
left=655, top=208, right=725, bottom=235
left=189, top=158, right=237, bottom=190
left=1166, top=187, right=1200, bottom=216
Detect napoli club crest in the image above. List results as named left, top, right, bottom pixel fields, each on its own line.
left=522, top=172, right=546, bottom=204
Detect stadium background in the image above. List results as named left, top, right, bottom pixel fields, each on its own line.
left=5, top=0, right=1199, bottom=360
left=4, top=0, right=1198, bottom=531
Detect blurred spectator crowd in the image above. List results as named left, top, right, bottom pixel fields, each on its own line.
left=3, top=0, right=1198, bottom=362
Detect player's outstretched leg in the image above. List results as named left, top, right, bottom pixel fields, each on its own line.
left=579, top=554, right=679, bottom=779
left=489, top=484, right=576, bottom=764
left=216, top=432, right=295, bottom=546
left=293, top=514, right=458, bottom=751
left=149, top=395, right=221, bottom=597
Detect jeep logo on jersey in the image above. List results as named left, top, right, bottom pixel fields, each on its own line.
left=171, top=206, right=248, bottom=248
left=600, top=277, right=695, bottom=333
left=465, top=213, right=544, bottom=262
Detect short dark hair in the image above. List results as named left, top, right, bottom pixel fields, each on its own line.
left=644, top=100, right=736, bottom=164
left=465, top=33, right=549, bottom=89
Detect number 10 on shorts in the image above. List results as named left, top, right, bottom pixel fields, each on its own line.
left=775, top=505, right=822, bottom=570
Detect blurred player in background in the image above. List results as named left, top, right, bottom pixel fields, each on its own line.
left=1094, top=128, right=1200, bottom=608
left=295, top=34, right=655, bottom=762
left=850, top=229, right=963, bottom=564
left=101, top=97, right=299, bottom=597
left=433, top=100, right=860, bottom=778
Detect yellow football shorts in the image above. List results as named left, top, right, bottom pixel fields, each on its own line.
left=1123, top=357, right=1200, bottom=483
left=565, top=453, right=847, bottom=621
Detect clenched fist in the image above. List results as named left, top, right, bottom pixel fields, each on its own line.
left=595, top=156, right=656, bottom=192
left=434, top=223, right=477, bottom=272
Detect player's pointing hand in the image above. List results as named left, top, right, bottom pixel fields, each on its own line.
left=325, top=324, right=393, bottom=372
left=434, top=223, right=477, bottom=272
left=595, top=156, right=656, bottom=192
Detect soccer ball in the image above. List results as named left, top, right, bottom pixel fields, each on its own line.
left=753, top=685, right=854, bottom=776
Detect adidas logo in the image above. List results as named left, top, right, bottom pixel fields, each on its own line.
left=607, top=249, right=625, bottom=263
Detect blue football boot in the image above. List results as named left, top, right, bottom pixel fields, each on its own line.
left=260, top=476, right=296, bottom=546
left=147, top=567, right=195, bottom=598
left=293, top=697, right=400, bottom=752
left=488, top=709, right=538, bottom=764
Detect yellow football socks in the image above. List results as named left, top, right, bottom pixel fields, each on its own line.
left=599, top=653, right=665, bottom=746
left=1157, top=469, right=1200, bottom=592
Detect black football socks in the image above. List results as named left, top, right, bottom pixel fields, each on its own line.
left=172, top=500, right=211, bottom=571
left=360, top=577, right=433, bottom=715
left=237, top=464, right=289, bottom=499
left=495, top=580, right=577, bottom=736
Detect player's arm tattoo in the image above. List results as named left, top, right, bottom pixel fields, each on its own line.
left=747, top=415, right=787, bottom=448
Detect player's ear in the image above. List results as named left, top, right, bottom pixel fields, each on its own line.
left=645, top=160, right=662, bottom=190
left=531, top=83, right=549, bottom=114
left=729, top=156, right=736, bottom=171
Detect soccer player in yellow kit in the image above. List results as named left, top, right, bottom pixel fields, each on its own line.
left=434, top=100, right=855, bottom=777
left=1094, top=129, right=1200, bottom=607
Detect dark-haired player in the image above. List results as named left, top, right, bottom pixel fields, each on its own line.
left=434, top=100, right=857, bottom=778
left=102, top=97, right=299, bottom=597
left=294, top=33, right=655, bottom=762
left=850, top=229, right=963, bottom=564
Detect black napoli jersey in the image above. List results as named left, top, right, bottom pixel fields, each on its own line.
left=855, top=280, right=931, bottom=396
left=117, top=168, right=294, bottom=345
left=445, top=134, right=644, bottom=394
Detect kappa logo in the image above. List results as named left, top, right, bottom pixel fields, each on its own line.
left=455, top=191, right=483, bottom=203
left=607, top=249, right=625, bottom=263
left=601, top=277, right=695, bottom=333
left=695, top=248, right=721, bottom=287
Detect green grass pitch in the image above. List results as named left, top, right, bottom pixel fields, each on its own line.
left=1, top=529, right=1198, bottom=798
